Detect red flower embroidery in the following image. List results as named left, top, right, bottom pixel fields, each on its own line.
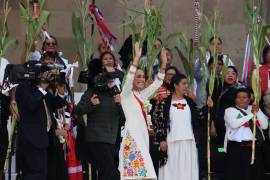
left=124, top=145, right=130, bottom=151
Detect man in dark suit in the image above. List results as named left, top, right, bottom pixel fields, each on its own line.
left=16, top=74, right=51, bottom=180
left=0, top=93, right=10, bottom=180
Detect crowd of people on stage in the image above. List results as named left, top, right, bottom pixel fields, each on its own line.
left=1, top=30, right=270, bottom=180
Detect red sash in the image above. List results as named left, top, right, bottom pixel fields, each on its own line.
left=134, top=94, right=148, bottom=127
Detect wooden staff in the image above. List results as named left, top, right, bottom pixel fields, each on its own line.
left=250, top=0, right=258, bottom=165
left=207, top=104, right=211, bottom=180
left=4, top=104, right=19, bottom=174
left=251, top=113, right=257, bottom=164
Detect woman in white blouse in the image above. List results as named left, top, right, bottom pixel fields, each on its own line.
left=155, top=73, right=199, bottom=180
left=119, top=43, right=167, bottom=180
left=224, top=88, right=268, bottom=180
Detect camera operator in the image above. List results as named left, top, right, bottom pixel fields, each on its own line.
left=15, top=52, right=68, bottom=180
left=74, top=51, right=124, bottom=180
left=16, top=71, right=53, bottom=180
left=40, top=52, right=70, bottom=180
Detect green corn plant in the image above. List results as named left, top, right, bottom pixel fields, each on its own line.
left=200, top=9, right=222, bottom=97
left=0, top=0, right=17, bottom=61
left=244, top=0, right=270, bottom=165
left=144, top=4, right=164, bottom=78
left=72, top=0, right=94, bottom=70
left=174, top=33, right=195, bottom=88
left=121, top=0, right=147, bottom=57
left=198, top=8, right=222, bottom=180
left=121, top=0, right=164, bottom=78
left=122, top=13, right=147, bottom=59
left=244, top=0, right=270, bottom=106
left=19, top=0, right=50, bottom=62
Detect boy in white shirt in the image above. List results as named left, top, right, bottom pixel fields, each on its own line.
left=224, top=88, right=268, bottom=180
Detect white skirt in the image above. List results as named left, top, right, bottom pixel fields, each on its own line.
left=159, top=140, right=199, bottom=180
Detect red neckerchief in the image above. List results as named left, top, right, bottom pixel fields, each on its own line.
left=134, top=93, right=148, bottom=127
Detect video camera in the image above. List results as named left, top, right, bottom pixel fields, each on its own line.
left=93, top=69, right=122, bottom=96
left=4, top=60, right=65, bottom=84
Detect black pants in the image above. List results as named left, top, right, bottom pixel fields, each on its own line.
left=47, top=141, right=68, bottom=180
left=18, top=142, right=47, bottom=180
left=197, top=106, right=208, bottom=179
left=224, top=141, right=265, bottom=180
left=86, top=142, right=119, bottom=180
left=0, top=124, right=8, bottom=171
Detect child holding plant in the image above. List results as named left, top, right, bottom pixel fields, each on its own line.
left=224, top=88, right=268, bottom=180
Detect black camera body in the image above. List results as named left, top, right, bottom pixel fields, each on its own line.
left=4, top=61, right=65, bottom=84
left=93, top=70, right=122, bottom=96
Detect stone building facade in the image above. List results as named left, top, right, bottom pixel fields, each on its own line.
left=3, top=0, right=270, bottom=90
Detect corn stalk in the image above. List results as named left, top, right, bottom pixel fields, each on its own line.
left=174, top=33, right=195, bottom=88
left=244, top=0, right=270, bottom=164
left=72, top=0, right=94, bottom=70
left=144, top=3, right=163, bottom=78
left=121, top=0, right=164, bottom=78
left=0, top=0, right=17, bottom=61
left=199, top=7, right=222, bottom=180
left=19, top=0, right=50, bottom=62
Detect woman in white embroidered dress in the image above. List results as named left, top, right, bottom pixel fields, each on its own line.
left=119, top=43, right=167, bottom=180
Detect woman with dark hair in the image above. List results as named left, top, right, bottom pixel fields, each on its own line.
left=118, top=43, right=167, bottom=180
left=155, top=73, right=199, bottom=180
left=41, top=36, right=67, bottom=66
left=224, top=88, right=268, bottom=180
left=75, top=49, right=125, bottom=180
left=213, top=66, right=246, bottom=144
left=41, top=36, right=76, bottom=97
left=41, top=36, right=66, bottom=67
left=152, top=66, right=179, bottom=103
left=42, top=36, right=58, bottom=52
left=90, top=51, right=124, bottom=91
left=259, top=45, right=270, bottom=95
left=150, top=66, right=179, bottom=174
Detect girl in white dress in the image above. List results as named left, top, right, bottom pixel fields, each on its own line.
left=155, top=73, right=199, bottom=180
left=119, top=43, right=167, bottom=180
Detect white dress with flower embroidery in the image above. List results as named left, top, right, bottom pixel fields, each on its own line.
left=119, top=65, right=164, bottom=180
